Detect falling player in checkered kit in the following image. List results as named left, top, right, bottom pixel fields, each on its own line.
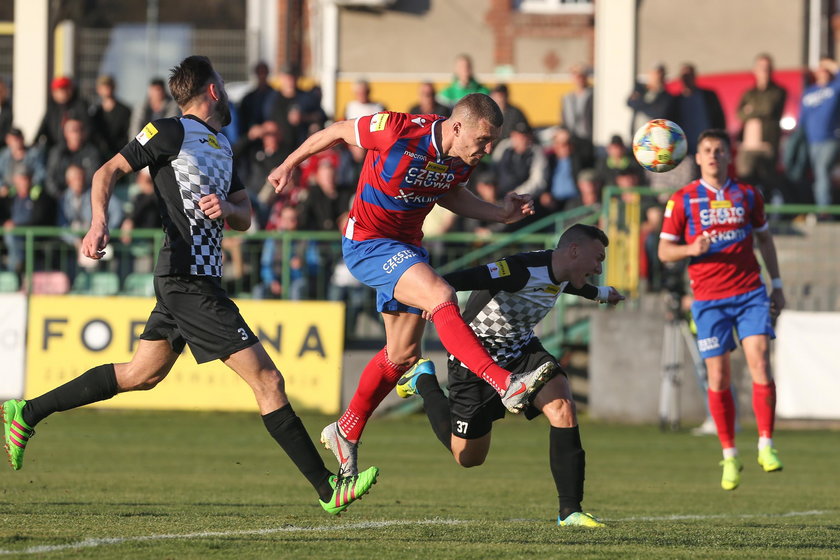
left=268, top=94, right=555, bottom=479
left=1, top=56, right=378, bottom=515
left=396, top=224, right=623, bottom=527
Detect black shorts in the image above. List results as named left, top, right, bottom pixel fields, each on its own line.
left=140, top=275, right=259, bottom=363
left=447, top=338, right=563, bottom=439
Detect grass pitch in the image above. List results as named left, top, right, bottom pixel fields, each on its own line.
left=1, top=409, right=838, bottom=559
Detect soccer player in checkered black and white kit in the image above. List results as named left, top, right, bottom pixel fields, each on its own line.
left=1, top=56, right=377, bottom=515
left=268, top=94, right=555, bottom=478
left=396, top=224, right=623, bottom=528
left=658, top=129, right=786, bottom=491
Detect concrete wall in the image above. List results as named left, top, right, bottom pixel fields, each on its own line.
left=637, top=0, right=806, bottom=75
left=589, top=299, right=752, bottom=426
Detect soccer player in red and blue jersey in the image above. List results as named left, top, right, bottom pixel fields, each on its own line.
left=658, top=129, right=786, bottom=491
left=269, top=94, right=555, bottom=478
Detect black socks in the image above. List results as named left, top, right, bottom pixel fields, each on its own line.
left=262, top=404, right=333, bottom=502
left=22, top=363, right=118, bottom=427
left=550, top=425, right=585, bottom=519
left=416, top=373, right=452, bottom=451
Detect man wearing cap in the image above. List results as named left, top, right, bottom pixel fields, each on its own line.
left=35, top=76, right=90, bottom=151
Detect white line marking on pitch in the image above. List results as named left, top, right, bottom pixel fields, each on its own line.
left=0, top=519, right=466, bottom=556
left=0, top=511, right=833, bottom=555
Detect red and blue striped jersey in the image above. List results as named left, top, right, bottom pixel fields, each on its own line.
left=660, top=178, right=768, bottom=301
left=345, top=111, right=474, bottom=246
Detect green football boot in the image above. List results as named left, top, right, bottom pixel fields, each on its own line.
left=757, top=447, right=783, bottom=472
left=2, top=399, right=34, bottom=470
left=720, top=456, right=743, bottom=491
left=319, top=466, right=380, bottom=516
left=395, top=358, right=436, bottom=399
left=557, top=512, right=605, bottom=528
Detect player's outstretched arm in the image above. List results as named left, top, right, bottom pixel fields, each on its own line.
left=268, top=119, right=357, bottom=194
left=83, top=153, right=133, bottom=260
left=564, top=284, right=625, bottom=305
left=438, top=187, right=534, bottom=224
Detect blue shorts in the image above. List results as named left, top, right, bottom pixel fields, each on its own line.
left=691, top=286, right=775, bottom=359
left=341, top=236, right=428, bottom=314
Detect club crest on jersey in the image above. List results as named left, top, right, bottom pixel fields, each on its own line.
left=370, top=113, right=389, bottom=132
left=199, top=134, right=221, bottom=149
left=425, top=161, right=448, bottom=174
left=544, top=285, right=561, bottom=294
left=136, top=122, right=158, bottom=146
left=487, top=260, right=510, bottom=278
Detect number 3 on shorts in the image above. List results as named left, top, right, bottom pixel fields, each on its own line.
left=237, top=328, right=248, bottom=341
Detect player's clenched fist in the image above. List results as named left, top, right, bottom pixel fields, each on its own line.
left=268, top=164, right=293, bottom=194
left=199, top=193, right=228, bottom=219
left=500, top=192, right=535, bottom=224
left=688, top=231, right=711, bottom=257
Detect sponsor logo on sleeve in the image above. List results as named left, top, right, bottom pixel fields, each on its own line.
left=487, top=260, right=511, bottom=279
left=370, top=113, right=389, bottom=132
left=135, top=122, right=158, bottom=146
left=664, top=199, right=675, bottom=218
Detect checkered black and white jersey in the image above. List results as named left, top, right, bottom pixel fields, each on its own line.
left=121, top=115, right=244, bottom=277
left=445, top=250, right=598, bottom=367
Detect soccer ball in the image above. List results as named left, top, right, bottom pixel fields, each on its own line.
left=632, top=119, right=687, bottom=173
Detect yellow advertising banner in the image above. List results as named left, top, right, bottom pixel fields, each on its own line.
left=26, top=296, right=344, bottom=414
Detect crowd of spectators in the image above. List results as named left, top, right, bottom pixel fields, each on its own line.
left=0, top=52, right=837, bottom=305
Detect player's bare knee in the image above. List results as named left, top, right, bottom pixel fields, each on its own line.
left=544, top=398, right=576, bottom=427
left=255, top=368, right=286, bottom=396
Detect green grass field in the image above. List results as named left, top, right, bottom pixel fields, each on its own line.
left=1, top=409, right=838, bottom=559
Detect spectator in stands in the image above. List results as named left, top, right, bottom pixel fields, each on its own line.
left=490, top=84, right=529, bottom=141
left=437, top=54, right=489, bottom=108
left=259, top=204, right=312, bottom=300
left=3, top=166, right=56, bottom=272
left=238, top=61, right=278, bottom=139
left=36, top=76, right=90, bottom=151
left=130, top=78, right=180, bottom=137
left=344, top=79, right=385, bottom=120
left=492, top=120, right=546, bottom=197
left=236, top=120, right=290, bottom=224
left=408, top=82, right=450, bottom=117
left=328, top=212, right=369, bottom=340
left=457, top=171, right=506, bottom=236
left=542, top=127, right=582, bottom=212
left=799, top=57, right=840, bottom=208
left=59, top=164, right=123, bottom=277
left=298, top=156, right=353, bottom=232
left=89, top=75, right=132, bottom=159
left=561, top=64, right=595, bottom=168
left=45, top=118, right=101, bottom=198
left=627, top=63, right=675, bottom=136
left=0, top=78, right=11, bottom=150
left=59, top=164, right=123, bottom=231
left=595, top=134, right=643, bottom=188
left=120, top=168, right=162, bottom=275
left=0, top=128, right=46, bottom=189
left=663, top=63, right=726, bottom=188
left=269, top=64, right=326, bottom=152
left=336, top=143, right=366, bottom=191
left=736, top=54, right=789, bottom=202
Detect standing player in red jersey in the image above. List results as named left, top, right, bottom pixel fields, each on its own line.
left=658, top=129, right=786, bottom=491
left=268, top=93, right=555, bottom=477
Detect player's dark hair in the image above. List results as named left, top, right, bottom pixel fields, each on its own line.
left=169, top=56, right=217, bottom=109
left=697, top=129, right=731, bottom=150
left=557, top=224, right=609, bottom=249
left=453, top=93, right=504, bottom=128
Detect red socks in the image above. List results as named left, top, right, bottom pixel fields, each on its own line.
left=752, top=382, right=776, bottom=439
left=338, top=348, right=408, bottom=442
left=430, top=301, right=510, bottom=394
left=708, top=388, right=736, bottom=449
